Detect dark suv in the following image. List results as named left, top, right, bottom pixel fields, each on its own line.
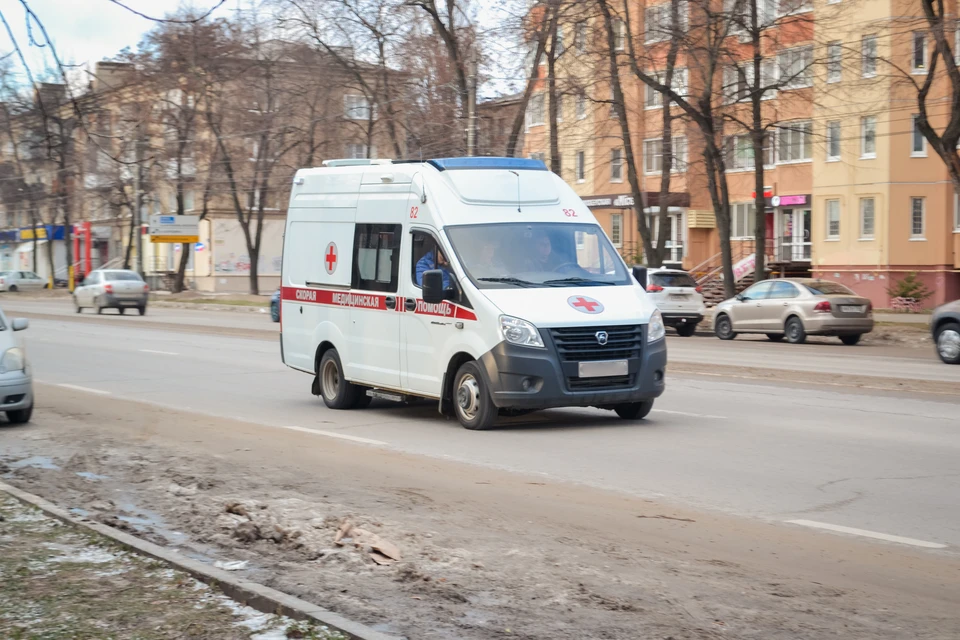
left=931, top=300, right=960, bottom=364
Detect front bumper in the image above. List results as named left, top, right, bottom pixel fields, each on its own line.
left=661, top=312, right=703, bottom=326
left=477, top=333, right=667, bottom=410
left=0, top=374, right=33, bottom=411
left=102, top=294, right=148, bottom=308
left=803, top=316, right=875, bottom=335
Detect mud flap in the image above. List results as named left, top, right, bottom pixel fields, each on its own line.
left=311, top=375, right=321, bottom=397
left=438, top=372, right=452, bottom=416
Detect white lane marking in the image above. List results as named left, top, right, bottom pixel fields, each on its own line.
left=786, top=519, right=947, bottom=549
left=139, top=349, right=179, bottom=356
left=280, top=425, right=387, bottom=446
left=56, top=383, right=111, bottom=396
left=652, top=409, right=727, bottom=420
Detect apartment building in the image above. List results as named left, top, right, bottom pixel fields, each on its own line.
left=522, top=0, right=959, bottom=307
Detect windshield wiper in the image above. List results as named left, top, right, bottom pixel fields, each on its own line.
left=477, top=277, right=537, bottom=287
left=541, top=277, right=610, bottom=287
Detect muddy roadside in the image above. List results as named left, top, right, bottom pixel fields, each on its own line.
left=0, top=493, right=344, bottom=639
left=2, top=387, right=958, bottom=640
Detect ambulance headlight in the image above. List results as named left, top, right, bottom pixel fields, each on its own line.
left=647, top=310, right=666, bottom=343
left=500, top=315, right=544, bottom=348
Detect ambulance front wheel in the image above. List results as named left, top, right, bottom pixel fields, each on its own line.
left=319, top=349, right=365, bottom=410
left=453, top=361, right=497, bottom=430
left=614, top=400, right=655, bottom=420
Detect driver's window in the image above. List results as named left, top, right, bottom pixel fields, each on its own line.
left=87, top=273, right=100, bottom=286
left=742, top=281, right=774, bottom=301
left=411, top=231, right=448, bottom=290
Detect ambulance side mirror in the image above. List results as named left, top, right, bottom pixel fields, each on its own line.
left=632, top=265, right=648, bottom=290
left=422, top=270, right=446, bottom=304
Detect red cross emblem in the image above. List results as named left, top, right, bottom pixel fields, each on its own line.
left=324, top=242, right=338, bottom=274
left=568, top=295, right=604, bottom=314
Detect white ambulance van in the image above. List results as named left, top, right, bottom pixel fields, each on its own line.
left=280, top=157, right=666, bottom=430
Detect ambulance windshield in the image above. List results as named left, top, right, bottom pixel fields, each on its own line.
left=446, top=223, right=632, bottom=289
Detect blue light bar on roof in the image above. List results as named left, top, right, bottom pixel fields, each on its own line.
left=428, top=157, right=548, bottom=171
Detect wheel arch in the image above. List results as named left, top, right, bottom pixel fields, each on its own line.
left=934, top=315, right=960, bottom=336
left=439, top=351, right=478, bottom=416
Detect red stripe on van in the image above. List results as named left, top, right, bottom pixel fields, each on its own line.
left=281, top=287, right=477, bottom=320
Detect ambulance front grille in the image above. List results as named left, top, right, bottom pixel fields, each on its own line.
left=549, top=324, right=643, bottom=363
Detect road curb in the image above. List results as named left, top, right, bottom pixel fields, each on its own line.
left=0, top=481, right=400, bottom=640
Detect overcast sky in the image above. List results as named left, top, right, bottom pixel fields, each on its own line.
left=0, top=0, right=230, bottom=80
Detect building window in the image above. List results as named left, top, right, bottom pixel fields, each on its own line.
left=643, top=137, right=687, bottom=174
left=859, top=197, right=875, bottom=239
left=779, top=0, right=812, bottom=16
left=862, top=35, right=877, bottom=78
left=611, top=213, right=623, bottom=247
left=576, top=150, right=585, bottom=182
left=910, top=197, right=925, bottom=238
left=778, top=47, right=813, bottom=89
left=575, top=21, right=587, bottom=54
left=777, top=121, right=812, bottom=163
left=827, top=121, right=841, bottom=161
left=955, top=193, right=960, bottom=231
left=827, top=42, right=842, bottom=83
left=527, top=93, right=545, bottom=127
left=826, top=199, right=841, bottom=239
left=610, top=148, right=624, bottom=182
left=645, top=2, right=688, bottom=45
left=344, top=94, right=372, bottom=120
left=613, top=18, right=626, bottom=51
left=913, top=32, right=926, bottom=73
left=725, top=133, right=775, bottom=170
left=732, top=202, right=756, bottom=239
left=555, top=27, right=564, bottom=55
left=346, top=143, right=375, bottom=159
left=576, top=92, right=587, bottom=119
left=723, top=60, right=777, bottom=103
left=645, top=68, right=688, bottom=108
left=861, top=116, right=876, bottom=158
left=911, top=115, right=927, bottom=156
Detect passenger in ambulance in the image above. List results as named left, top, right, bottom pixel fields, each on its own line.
left=522, top=231, right=560, bottom=271
left=416, top=247, right=453, bottom=288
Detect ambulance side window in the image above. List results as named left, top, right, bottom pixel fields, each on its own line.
left=352, top=224, right=401, bottom=292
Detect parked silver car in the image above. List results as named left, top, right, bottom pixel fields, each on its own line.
left=0, top=270, right=47, bottom=292
left=930, top=299, right=960, bottom=364
left=714, top=278, right=874, bottom=345
left=0, top=308, right=32, bottom=423
left=73, top=269, right=149, bottom=315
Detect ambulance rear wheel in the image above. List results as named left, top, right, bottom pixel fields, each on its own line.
left=453, top=361, right=497, bottom=430
left=319, top=349, right=362, bottom=410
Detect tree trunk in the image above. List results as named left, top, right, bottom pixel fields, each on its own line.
left=547, top=32, right=560, bottom=173
left=505, top=2, right=559, bottom=157
left=750, top=5, right=766, bottom=283
left=654, top=108, right=673, bottom=268
left=174, top=243, right=190, bottom=292
left=703, top=141, right=736, bottom=298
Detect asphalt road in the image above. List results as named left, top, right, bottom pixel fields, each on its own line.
left=8, top=298, right=960, bottom=552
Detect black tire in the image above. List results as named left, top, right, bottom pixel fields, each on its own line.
left=840, top=334, right=861, bottom=346
left=318, top=349, right=363, bottom=410
left=119, top=307, right=126, bottom=315
left=934, top=321, right=960, bottom=364
left=74, top=297, right=82, bottom=313
left=7, top=403, right=33, bottom=424
left=614, top=400, right=654, bottom=420
left=766, top=333, right=785, bottom=342
left=96, top=299, right=104, bottom=315
left=785, top=316, right=807, bottom=344
left=714, top=314, right=737, bottom=340
left=138, top=306, right=147, bottom=316
left=8, top=285, right=17, bottom=292
left=270, top=302, right=280, bottom=323
left=675, top=323, right=697, bottom=337
left=452, top=361, right=497, bottom=430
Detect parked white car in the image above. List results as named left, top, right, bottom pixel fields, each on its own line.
left=0, top=308, right=32, bottom=424
left=644, top=268, right=706, bottom=337
left=73, top=269, right=149, bottom=315
left=0, top=270, right=47, bottom=292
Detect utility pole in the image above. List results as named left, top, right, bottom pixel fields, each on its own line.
left=134, top=132, right=144, bottom=277
left=466, top=48, right=478, bottom=156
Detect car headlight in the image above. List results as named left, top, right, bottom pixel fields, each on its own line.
left=647, top=309, right=666, bottom=343
left=0, top=347, right=25, bottom=373
left=500, top=315, right=544, bottom=348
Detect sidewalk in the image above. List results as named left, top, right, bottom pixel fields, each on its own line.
left=0, top=493, right=345, bottom=640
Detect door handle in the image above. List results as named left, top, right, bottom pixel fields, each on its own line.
left=385, top=296, right=397, bottom=310
left=405, top=298, right=417, bottom=312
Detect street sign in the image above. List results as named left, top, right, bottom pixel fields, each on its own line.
left=148, top=215, right=199, bottom=243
